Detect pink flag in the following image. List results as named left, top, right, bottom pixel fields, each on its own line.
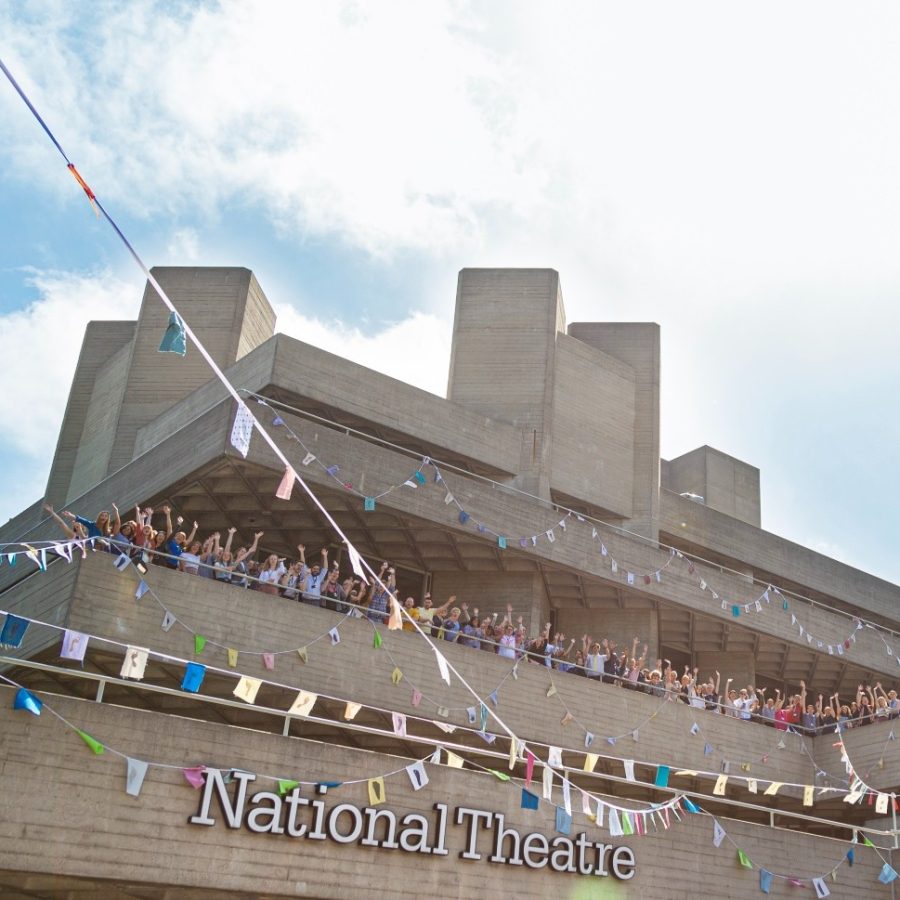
left=183, top=766, right=207, bottom=789
left=411, top=689, right=423, bottom=707
left=276, top=466, right=296, bottom=500
left=262, top=653, right=275, bottom=670
left=525, top=750, right=536, bottom=788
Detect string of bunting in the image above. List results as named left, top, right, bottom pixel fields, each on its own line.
left=5, top=669, right=895, bottom=891
left=0, top=606, right=877, bottom=808
left=251, top=400, right=882, bottom=661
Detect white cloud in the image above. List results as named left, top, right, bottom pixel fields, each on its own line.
left=274, top=302, right=452, bottom=397
left=0, top=268, right=141, bottom=517
left=166, top=227, right=200, bottom=263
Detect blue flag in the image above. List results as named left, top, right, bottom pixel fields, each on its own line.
left=521, top=789, right=539, bottom=810
left=13, top=688, right=42, bottom=716
left=0, top=614, right=28, bottom=648
left=555, top=806, right=572, bottom=835
left=759, top=869, right=773, bottom=894
left=879, top=863, right=898, bottom=885
left=158, top=311, right=186, bottom=356
left=181, top=662, right=206, bottom=693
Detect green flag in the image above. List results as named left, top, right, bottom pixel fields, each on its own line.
left=737, top=849, right=753, bottom=869
left=277, top=779, right=300, bottom=795
left=194, top=634, right=206, bottom=654
left=487, top=769, right=511, bottom=781
left=373, top=631, right=382, bottom=649
left=76, top=729, right=105, bottom=755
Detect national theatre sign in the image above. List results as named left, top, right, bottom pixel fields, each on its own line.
left=189, top=769, right=637, bottom=881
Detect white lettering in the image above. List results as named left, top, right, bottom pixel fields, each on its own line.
left=328, top=803, right=364, bottom=843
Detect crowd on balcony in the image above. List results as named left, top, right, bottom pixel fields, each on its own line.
left=41, top=502, right=899, bottom=736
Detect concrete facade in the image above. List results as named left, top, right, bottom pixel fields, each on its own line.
left=1, top=266, right=899, bottom=896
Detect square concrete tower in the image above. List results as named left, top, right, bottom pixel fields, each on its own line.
left=45, top=267, right=276, bottom=507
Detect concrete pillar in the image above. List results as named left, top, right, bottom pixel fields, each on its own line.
left=106, top=267, right=276, bottom=474
left=566, top=323, right=661, bottom=539
left=446, top=268, right=566, bottom=500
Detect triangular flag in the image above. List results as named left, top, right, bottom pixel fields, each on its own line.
left=760, top=869, right=773, bottom=894
left=435, top=650, right=451, bottom=685
left=542, top=765, right=554, bottom=801
left=194, top=634, right=207, bottom=654
left=296, top=647, right=308, bottom=664
left=183, top=766, right=207, bottom=789
left=125, top=757, right=148, bottom=797
left=585, top=731, right=594, bottom=749
left=135, top=580, right=149, bottom=600
left=623, top=759, right=636, bottom=781
left=621, top=812, right=634, bottom=835
left=120, top=646, right=149, bottom=680
left=233, top=676, right=262, bottom=704
left=562, top=776, right=572, bottom=815
left=546, top=682, right=557, bottom=698
left=525, top=750, right=536, bottom=786
left=373, top=630, right=383, bottom=649
left=76, top=729, right=105, bottom=755
left=277, top=779, right=300, bottom=796
left=275, top=466, right=296, bottom=500
left=713, top=775, right=728, bottom=796
left=737, top=849, right=753, bottom=869
left=391, top=667, right=403, bottom=685
left=344, top=702, right=361, bottom=720
left=329, top=627, right=340, bottom=645
left=763, top=782, right=782, bottom=796
left=655, top=765, right=670, bottom=788
left=880, top=864, right=898, bottom=885
left=445, top=751, right=464, bottom=769
left=488, top=769, right=511, bottom=782
left=555, top=806, right=572, bottom=834
left=392, top=712, right=407, bottom=736
left=608, top=808, right=623, bottom=837
left=388, top=596, right=403, bottom=631
left=547, top=747, right=563, bottom=768
left=406, top=761, right=429, bottom=791
left=713, top=820, right=726, bottom=847
left=411, top=689, right=422, bottom=707
left=560, top=711, right=573, bottom=726
left=13, top=688, right=42, bottom=716
left=683, top=797, right=701, bottom=813
left=161, top=611, right=177, bottom=632
left=114, top=552, right=130, bottom=572
left=227, top=648, right=239, bottom=668
left=262, top=653, right=275, bottom=670
left=289, top=691, right=318, bottom=717
left=521, top=789, right=539, bottom=810
left=803, top=785, right=815, bottom=807
left=812, top=877, right=830, bottom=898
left=159, top=311, right=187, bottom=356
left=584, top=753, right=599, bottom=773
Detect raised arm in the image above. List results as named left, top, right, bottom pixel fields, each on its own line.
left=223, top=526, right=236, bottom=555
left=111, top=503, right=121, bottom=535
left=43, top=504, right=77, bottom=539
left=234, top=531, right=263, bottom=565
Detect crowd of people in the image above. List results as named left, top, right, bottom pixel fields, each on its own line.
left=41, top=502, right=898, bottom=736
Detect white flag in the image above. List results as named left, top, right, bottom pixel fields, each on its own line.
left=392, top=712, right=407, bottom=736
left=713, top=820, right=726, bottom=847
left=289, top=690, right=318, bottom=717
left=60, top=629, right=88, bottom=662
left=120, top=646, right=149, bottom=680
left=125, top=757, right=149, bottom=797
left=230, top=403, right=254, bottom=458
left=406, top=761, right=429, bottom=791
left=623, top=759, right=636, bottom=782
left=547, top=746, right=563, bottom=768
left=542, top=764, right=554, bottom=801
left=562, top=776, right=572, bottom=815
left=435, top=649, right=451, bottom=685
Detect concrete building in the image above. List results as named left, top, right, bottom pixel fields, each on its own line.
left=0, top=267, right=897, bottom=897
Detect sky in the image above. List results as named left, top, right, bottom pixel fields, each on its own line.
left=1, top=1, right=898, bottom=584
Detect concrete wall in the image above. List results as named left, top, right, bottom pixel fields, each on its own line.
left=0, top=686, right=887, bottom=897
left=44, top=321, right=136, bottom=509
left=566, top=323, right=661, bottom=540
left=664, top=445, right=761, bottom=528
left=41, top=553, right=826, bottom=784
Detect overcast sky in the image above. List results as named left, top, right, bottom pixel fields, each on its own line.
left=1, top=1, right=898, bottom=584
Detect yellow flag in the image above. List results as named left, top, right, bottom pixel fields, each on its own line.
left=763, top=781, right=782, bottom=796
left=344, top=701, right=362, bottom=720
left=584, top=753, right=599, bottom=773
left=367, top=777, right=386, bottom=805
left=388, top=596, right=403, bottom=631
left=509, top=737, right=518, bottom=770
left=232, top=676, right=262, bottom=704
left=296, top=647, right=308, bottom=664
left=675, top=770, right=698, bottom=777
left=713, top=775, right=728, bottom=796
left=747, top=778, right=758, bottom=794
left=391, top=667, right=403, bottom=685
left=803, top=785, right=815, bottom=807
left=445, top=751, right=464, bottom=769
left=227, top=648, right=239, bottom=668
left=289, top=690, right=318, bottom=717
